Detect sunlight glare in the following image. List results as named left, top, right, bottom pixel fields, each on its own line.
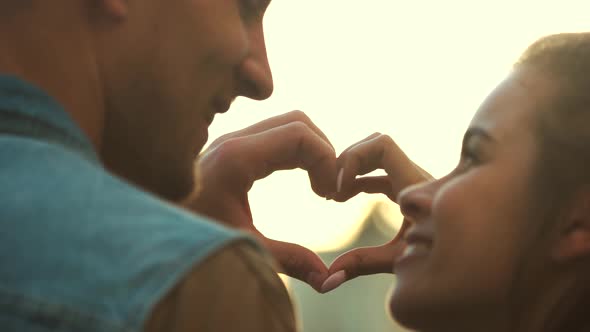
left=207, top=0, right=590, bottom=252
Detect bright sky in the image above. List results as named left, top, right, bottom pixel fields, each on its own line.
left=208, top=1, right=590, bottom=252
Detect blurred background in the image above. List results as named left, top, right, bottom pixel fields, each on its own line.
left=207, top=1, right=589, bottom=331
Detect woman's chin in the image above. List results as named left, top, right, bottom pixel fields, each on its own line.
left=388, top=284, right=428, bottom=330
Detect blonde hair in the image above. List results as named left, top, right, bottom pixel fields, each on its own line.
left=511, top=32, right=590, bottom=332
left=516, top=33, right=590, bottom=192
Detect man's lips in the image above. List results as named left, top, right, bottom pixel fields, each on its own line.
left=204, top=112, right=215, bottom=125
left=213, top=98, right=232, bottom=114
left=205, top=98, right=232, bottom=125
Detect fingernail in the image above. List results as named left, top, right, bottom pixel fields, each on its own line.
left=321, top=270, right=346, bottom=293
left=336, top=168, right=344, bottom=193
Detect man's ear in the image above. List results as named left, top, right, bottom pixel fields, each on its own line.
left=552, top=191, right=590, bottom=262
left=96, top=0, right=128, bottom=20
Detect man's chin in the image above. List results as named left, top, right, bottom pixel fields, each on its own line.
left=143, top=163, right=199, bottom=204
left=176, top=162, right=202, bottom=206
left=144, top=180, right=192, bottom=204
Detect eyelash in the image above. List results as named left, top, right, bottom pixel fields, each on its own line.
left=456, top=148, right=479, bottom=173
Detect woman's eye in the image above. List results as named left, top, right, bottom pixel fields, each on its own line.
left=454, top=149, right=480, bottom=174
left=453, top=134, right=485, bottom=174
left=459, top=153, right=476, bottom=171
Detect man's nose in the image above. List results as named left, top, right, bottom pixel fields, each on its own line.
left=236, top=24, right=274, bottom=100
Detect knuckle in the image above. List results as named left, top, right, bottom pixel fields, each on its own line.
left=283, top=252, right=305, bottom=279
left=287, top=110, right=311, bottom=123
left=285, top=252, right=299, bottom=269
left=346, top=252, right=365, bottom=278
left=208, top=135, right=228, bottom=149
left=212, top=138, right=242, bottom=162
left=347, top=147, right=363, bottom=162
left=377, top=134, right=395, bottom=146
left=354, top=251, right=366, bottom=267
left=287, top=120, right=313, bottom=136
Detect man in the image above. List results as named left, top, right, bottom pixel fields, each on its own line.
left=0, top=0, right=339, bottom=331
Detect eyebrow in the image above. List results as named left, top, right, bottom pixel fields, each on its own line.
left=260, top=0, right=272, bottom=12
left=462, top=127, right=496, bottom=146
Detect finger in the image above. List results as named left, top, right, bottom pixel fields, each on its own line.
left=339, top=132, right=382, bottom=155
left=321, top=243, right=406, bottom=294
left=337, top=134, right=426, bottom=202
left=337, top=134, right=393, bottom=198
left=320, top=245, right=399, bottom=293
left=261, top=237, right=329, bottom=292
left=321, top=220, right=410, bottom=293
left=209, top=121, right=338, bottom=197
left=413, top=161, right=434, bottom=181
left=209, top=110, right=334, bottom=151
left=327, top=132, right=388, bottom=200
left=331, top=244, right=400, bottom=276
left=332, top=176, right=396, bottom=202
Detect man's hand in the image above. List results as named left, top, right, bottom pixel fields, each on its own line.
left=184, top=111, right=338, bottom=292
left=321, top=133, right=432, bottom=293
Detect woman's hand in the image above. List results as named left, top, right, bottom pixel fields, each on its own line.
left=322, top=133, right=432, bottom=293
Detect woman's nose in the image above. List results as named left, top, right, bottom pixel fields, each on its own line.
left=397, top=181, right=435, bottom=223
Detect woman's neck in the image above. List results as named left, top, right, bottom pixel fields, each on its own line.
left=514, top=269, right=589, bottom=332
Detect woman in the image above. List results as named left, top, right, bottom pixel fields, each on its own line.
left=325, top=32, right=590, bottom=331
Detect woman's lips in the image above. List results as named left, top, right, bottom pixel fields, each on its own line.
left=400, top=242, right=431, bottom=259
left=395, top=232, right=433, bottom=268
left=395, top=242, right=432, bottom=270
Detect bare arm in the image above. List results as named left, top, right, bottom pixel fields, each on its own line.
left=145, top=241, right=298, bottom=332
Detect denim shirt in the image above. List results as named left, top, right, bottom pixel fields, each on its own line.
left=0, top=76, right=256, bottom=331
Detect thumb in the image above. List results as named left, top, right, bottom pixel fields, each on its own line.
left=330, top=243, right=400, bottom=275
left=322, top=220, right=410, bottom=293
left=261, top=237, right=329, bottom=292
left=322, top=241, right=407, bottom=293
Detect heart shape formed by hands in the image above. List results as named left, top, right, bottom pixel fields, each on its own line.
left=185, top=111, right=430, bottom=292
left=321, top=133, right=431, bottom=292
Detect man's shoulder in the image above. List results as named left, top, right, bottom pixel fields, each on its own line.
left=0, top=136, right=260, bottom=331
left=0, top=133, right=241, bottom=244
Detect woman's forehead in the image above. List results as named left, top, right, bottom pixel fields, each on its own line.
left=469, top=67, right=556, bottom=142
